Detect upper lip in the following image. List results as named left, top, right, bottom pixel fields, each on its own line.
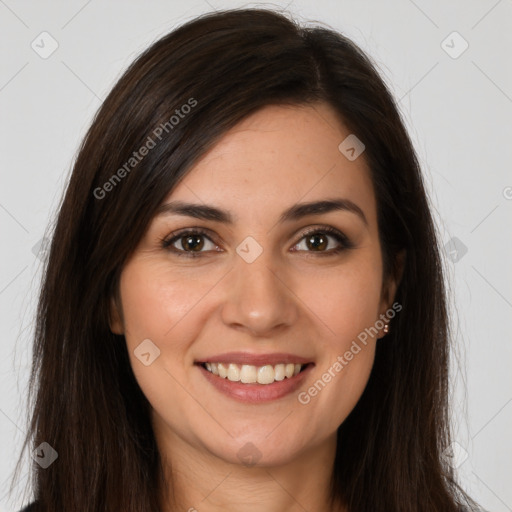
left=195, top=352, right=314, bottom=366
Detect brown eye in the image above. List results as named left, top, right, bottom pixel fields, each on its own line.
left=305, top=233, right=328, bottom=251
left=162, top=229, right=218, bottom=257
left=178, top=234, right=205, bottom=252
left=162, top=226, right=353, bottom=259
left=291, top=227, right=353, bottom=255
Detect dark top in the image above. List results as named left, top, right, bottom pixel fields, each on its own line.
left=19, top=503, right=37, bottom=512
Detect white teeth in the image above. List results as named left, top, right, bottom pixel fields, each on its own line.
left=203, top=362, right=305, bottom=384
left=274, top=364, right=285, bottom=381
left=227, top=363, right=240, bottom=382
left=240, top=364, right=257, bottom=383
left=257, top=365, right=275, bottom=384
left=217, top=363, right=228, bottom=378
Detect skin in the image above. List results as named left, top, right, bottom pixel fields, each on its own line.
left=110, top=102, right=402, bottom=512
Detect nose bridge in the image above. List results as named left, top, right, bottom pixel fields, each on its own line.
left=221, top=236, right=297, bottom=335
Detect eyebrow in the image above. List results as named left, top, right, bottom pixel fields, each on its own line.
left=156, top=198, right=368, bottom=227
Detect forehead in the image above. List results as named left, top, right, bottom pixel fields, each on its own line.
left=164, top=102, right=377, bottom=228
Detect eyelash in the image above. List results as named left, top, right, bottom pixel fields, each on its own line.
left=160, top=226, right=354, bottom=258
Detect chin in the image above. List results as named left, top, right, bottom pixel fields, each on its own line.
left=201, top=434, right=308, bottom=469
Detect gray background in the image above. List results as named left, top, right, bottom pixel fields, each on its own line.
left=1, top=1, right=511, bottom=511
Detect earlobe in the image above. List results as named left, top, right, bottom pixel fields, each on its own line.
left=378, top=249, right=406, bottom=338
left=109, top=296, right=124, bottom=335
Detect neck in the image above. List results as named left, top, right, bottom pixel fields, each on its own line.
left=154, top=424, right=346, bottom=512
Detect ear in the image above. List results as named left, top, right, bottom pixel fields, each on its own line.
left=377, top=249, right=406, bottom=336
left=109, top=295, right=124, bottom=335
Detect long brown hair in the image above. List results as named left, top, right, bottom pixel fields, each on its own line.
left=12, top=8, right=482, bottom=511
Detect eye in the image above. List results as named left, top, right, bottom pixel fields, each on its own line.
left=291, top=226, right=353, bottom=256
left=161, top=228, right=219, bottom=257
left=161, top=226, right=353, bottom=258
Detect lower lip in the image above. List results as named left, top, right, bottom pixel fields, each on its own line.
left=197, top=363, right=314, bottom=403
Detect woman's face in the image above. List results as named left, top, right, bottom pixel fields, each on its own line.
left=111, top=102, right=399, bottom=468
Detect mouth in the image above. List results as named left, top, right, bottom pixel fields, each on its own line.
left=194, top=353, right=315, bottom=403
left=196, top=361, right=312, bottom=385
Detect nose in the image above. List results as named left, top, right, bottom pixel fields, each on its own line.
left=220, top=247, right=299, bottom=337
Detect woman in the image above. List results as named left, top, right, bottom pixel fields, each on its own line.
left=13, top=8, right=484, bottom=512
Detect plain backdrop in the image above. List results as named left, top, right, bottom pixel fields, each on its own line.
left=0, top=1, right=511, bottom=511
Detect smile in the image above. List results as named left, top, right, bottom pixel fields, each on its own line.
left=202, top=362, right=305, bottom=384
left=195, top=361, right=314, bottom=403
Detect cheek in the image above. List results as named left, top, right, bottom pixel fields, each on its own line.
left=295, top=257, right=383, bottom=345
left=293, top=256, right=382, bottom=423
left=118, top=260, right=207, bottom=404
left=119, top=260, right=205, bottom=344
left=118, top=261, right=205, bottom=423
